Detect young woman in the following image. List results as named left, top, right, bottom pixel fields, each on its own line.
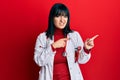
left=34, top=3, right=98, bottom=80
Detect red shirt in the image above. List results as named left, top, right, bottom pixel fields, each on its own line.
left=53, top=28, right=70, bottom=80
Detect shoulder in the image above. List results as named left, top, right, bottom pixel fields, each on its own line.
left=69, top=30, right=81, bottom=37
left=37, top=32, right=47, bottom=40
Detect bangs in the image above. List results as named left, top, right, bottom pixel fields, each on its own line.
left=54, top=9, right=68, bottom=17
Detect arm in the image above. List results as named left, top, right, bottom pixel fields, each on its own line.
left=75, top=32, right=91, bottom=64
left=34, top=33, right=55, bottom=67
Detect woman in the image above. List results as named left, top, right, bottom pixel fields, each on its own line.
left=34, top=3, right=98, bottom=80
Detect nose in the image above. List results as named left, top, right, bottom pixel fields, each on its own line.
left=60, top=16, right=64, bottom=22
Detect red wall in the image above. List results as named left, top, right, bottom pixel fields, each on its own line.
left=0, top=0, right=120, bottom=80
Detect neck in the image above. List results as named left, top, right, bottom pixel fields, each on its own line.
left=54, top=28, right=64, bottom=35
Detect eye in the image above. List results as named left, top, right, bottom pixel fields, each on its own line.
left=64, top=15, right=68, bottom=18
left=55, top=15, right=60, bottom=17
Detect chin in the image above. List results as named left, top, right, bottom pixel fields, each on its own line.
left=59, top=26, right=66, bottom=29
left=59, top=27, right=65, bottom=29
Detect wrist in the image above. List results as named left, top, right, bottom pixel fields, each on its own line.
left=51, top=44, right=56, bottom=52
left=83, top=47, right=91, bottom=54
left=52, top=43, right=56, bottom=49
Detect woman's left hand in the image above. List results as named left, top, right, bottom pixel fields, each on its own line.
left=84, top=35, right=99, bottom=50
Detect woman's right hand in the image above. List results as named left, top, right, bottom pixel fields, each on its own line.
left=52, top=38, right=69, bottom=49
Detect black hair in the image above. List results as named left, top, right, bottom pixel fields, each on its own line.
left=46, top=3, right=73, bottom=40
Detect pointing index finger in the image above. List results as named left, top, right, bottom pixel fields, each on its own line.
left=90, top=35, right=99, bottom=41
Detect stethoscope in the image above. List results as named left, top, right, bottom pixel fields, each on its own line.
left=62, top=35, right=81, bottom=59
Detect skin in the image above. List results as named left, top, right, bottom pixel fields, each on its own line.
left=84, top=35, right=99, bottom=50
left=52, top=15, right=98, bottom=50
left=53, top=15, right=68, bottom=29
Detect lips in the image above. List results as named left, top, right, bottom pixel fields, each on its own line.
left=59, top=22, right=65, bottom=26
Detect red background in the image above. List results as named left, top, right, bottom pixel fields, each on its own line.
left=0, top=0, right=120, bottom=80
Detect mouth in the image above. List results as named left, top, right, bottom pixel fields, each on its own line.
left=59, top=22, right=65, bottom=26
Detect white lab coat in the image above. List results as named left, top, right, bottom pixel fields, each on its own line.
left=34, top=31, right=91, bottom=80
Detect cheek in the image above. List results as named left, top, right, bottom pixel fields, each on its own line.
left=54, top=18, right=59, bottom=23
left=54, top=20, right=58, bottom=25
left=65, top=18, right=68, bottom=23
left=53, top=20, right=59, bottom=27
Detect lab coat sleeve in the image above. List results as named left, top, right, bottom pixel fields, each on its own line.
left=34, top=33, right=55, bottom=67
left=75, top=32, right=91, bottom=64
